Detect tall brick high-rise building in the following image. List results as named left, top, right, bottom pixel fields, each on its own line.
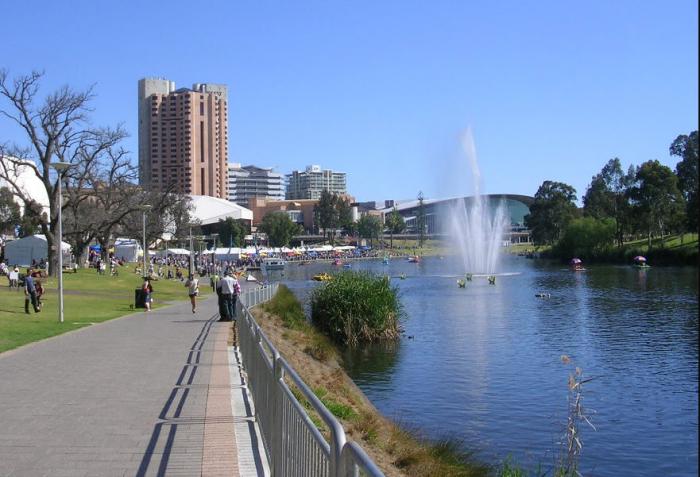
left=138, top=78, right=228, bottom=198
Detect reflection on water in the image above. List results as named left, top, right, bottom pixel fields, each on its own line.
left=279, top=256, right=698, bottom=477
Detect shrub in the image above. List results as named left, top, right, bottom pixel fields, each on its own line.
left=262, top=284, right=306, bottom=329
left=310, top=271, right=402, bottom=346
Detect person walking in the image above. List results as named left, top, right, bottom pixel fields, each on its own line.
left=142, top=277, right=153, bottom=312
left=216, top=271, right=236, bottom=322
left=185, top=273, right=199, bottom=313
left=9, top=267, right=19, bottom=289
left=231, top=273, right=241, bottom=317
left=24, top=268, right=40, bottom=314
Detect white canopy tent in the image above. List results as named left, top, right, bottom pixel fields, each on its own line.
left=4, top=234, right=71, bottom=267
left=156, top=248, right=191, bottom=257
left=114, top=238, right=142, bottom=262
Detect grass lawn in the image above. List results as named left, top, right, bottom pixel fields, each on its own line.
left=0, top=264, right=212, bottom=354
left=624, top=233, right=698, bottom=252
left=384, top=238, right=452, bottom=256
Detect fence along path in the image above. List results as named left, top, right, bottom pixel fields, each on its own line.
left=238, top=284, right=385, bottom=477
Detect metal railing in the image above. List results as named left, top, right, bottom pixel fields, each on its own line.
left=237, top=284, right=385, bottom=477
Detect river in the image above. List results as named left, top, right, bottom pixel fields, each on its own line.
left=273, top=254, right=698, bottom=476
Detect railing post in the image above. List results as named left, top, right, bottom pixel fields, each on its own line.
left=272, top=353, right=283, bottom=476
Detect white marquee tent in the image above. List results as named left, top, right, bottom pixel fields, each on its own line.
left=4, top=234, right=71, bottom=267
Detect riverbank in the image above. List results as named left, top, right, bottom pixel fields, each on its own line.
left=509, top=233, right=698, bottom=266
left=251, top=285, right=493, bottom=477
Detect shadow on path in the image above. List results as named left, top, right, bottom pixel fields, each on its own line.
left=136, top=312, right=218, bottom=477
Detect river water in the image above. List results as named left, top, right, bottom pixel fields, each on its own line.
left=274, top=255, right=698, bottom=476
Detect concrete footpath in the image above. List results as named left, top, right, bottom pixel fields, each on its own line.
left=0, top=292, right=268, bottom=477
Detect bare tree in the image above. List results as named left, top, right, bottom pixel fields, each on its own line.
left=0, top=70, right=126, bottom=275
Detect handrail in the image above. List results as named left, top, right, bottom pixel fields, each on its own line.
left=238, top=284, right=385, bottom=477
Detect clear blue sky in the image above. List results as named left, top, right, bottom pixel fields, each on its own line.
left=2, top=0, right=697, bottom=203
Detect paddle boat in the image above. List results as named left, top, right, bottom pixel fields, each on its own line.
left=457, top=279, right=466, bottom=288
left=633, top=256, right=651, bottom=268
left=407, top=255, right=421, bottom=263
left=382, top=255, right=390, bottom=265
left=488, top=275, right=496, bottom=285
left=312, top=273, right=333, bottom=282
left=535, top=292, right=551, bottom=298
left=332, top=258, right=343, bottom=266
left=570, top=258, right=586, bottom=271
left=465, top=273, right=473, bottom=282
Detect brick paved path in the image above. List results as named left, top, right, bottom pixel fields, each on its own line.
left=0, top=293, right=250, bottom=477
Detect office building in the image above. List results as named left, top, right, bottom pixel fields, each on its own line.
left=138, top=78, right=228, bottom=198
left=227, top=163, right=284, bottom=207
left=285, top=165, right=347, bottom=200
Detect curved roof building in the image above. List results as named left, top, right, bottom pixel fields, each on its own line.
left=378, top=194, right=533, bottom=233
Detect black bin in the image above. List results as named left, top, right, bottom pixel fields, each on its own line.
left=135, top=288, right=147, bottom=308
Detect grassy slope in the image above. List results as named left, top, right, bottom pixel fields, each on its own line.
left=0, top=264, right=211, bottom=353
left=508, top=233, right=698, bottom=264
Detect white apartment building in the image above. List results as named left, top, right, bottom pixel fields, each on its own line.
left=285, top=165, right=347, bottom=200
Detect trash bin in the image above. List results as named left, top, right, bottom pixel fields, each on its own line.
left=135, top=288, right=147, bottom=308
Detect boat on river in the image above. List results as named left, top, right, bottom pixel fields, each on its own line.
left=263, top=258, right=286, bottom=270
left=312, top=273, right=333, bottom=281
left=633, top=255, right=650, bottom=268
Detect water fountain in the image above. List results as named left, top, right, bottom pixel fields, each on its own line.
left=448, top=128, right=509, bottom=275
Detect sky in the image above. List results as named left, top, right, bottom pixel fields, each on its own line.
left=1, top=0, right=697, bottom=204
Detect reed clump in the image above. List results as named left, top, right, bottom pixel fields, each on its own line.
left=310, top=271, right=402, bottom=346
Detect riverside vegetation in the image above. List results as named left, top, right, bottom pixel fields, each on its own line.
left=310, top=271, right=402, bottom=346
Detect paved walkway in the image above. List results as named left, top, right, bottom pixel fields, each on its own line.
left=0, top=293, right=268, bottom=477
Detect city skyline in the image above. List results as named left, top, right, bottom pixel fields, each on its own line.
left=1, top=1, right=697, bottom=204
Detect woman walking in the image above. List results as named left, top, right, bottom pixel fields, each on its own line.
left=185, top=273, right=199, bottom=313
left=142, top=277, right=153, bottom=312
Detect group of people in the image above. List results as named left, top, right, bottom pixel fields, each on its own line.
left=140, top=269, right=241, bottom=321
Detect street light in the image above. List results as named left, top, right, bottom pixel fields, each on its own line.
left=50, top=161, right=73, bottom=324
left=188, top=225, right=194, bottom=278
left=139, top=205, right=152, bottom=277
left=210, top=233, right=218, bottom=267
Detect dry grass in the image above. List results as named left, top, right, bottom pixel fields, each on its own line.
left=252, top=304, right=493, bottom=477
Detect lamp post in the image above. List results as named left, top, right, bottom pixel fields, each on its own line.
left=188, top=225, right=194, bottom=278
left=139, top=205, right=152, bottom=277
left=210, top=233, right=218, bottom=267
left=50, top=161, right=73, bottom=324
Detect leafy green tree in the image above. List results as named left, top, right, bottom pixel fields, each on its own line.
left=18, top=199, right=43, bottom=238
left=627, top=160, right=685, bottom=248
left=217, top=217, right=247, bottom=247
left=336, top=196, right=353, bottom=232
left=258, top=211, right=302, bottom=247
left=582, top=158, right=634, bottom=247
left=385, top=207, right=405, bottom=248
left=525, top=181, right=579, bottom=245
left=314, top=190, right=338, bottom=243
left=670, top=130, right=698, bottom=233
left=416, top=191, right=426, bottom=247
left=556, top=217, right=616, bottom=259
left=0, top=187, right=20, bottom=234
left=357, top=215, right=383, bottom=247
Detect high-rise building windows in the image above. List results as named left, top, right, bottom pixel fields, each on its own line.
left=138, top=78, right=228, bottom=198
left=199, top=121, right=205, bottom=163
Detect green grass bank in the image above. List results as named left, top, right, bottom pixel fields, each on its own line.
left=0, top=265, right=211, bottom=353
